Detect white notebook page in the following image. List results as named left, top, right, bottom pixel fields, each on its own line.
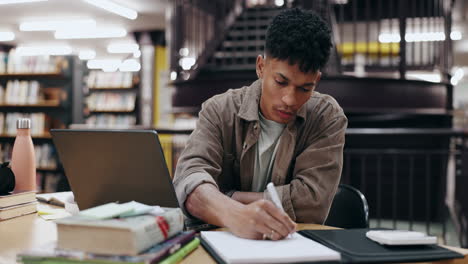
left=201, top=231, right=341, bottom=264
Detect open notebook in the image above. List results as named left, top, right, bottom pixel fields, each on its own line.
left=201, top=231, right=341, bottom=264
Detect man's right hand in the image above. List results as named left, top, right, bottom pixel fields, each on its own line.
left=185, top=184, right=296, bottom=240
left=224, top=199, right=297, bottom=240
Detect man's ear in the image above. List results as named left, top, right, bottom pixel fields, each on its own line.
left=315, top=71, right=322, bottom=84
left=256, top=55, right=264, bottom=79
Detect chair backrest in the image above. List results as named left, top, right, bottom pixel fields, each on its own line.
left=324, top=184, right=369, bottom=229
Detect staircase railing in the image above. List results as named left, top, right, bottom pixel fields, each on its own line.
left=168, top=0, right=244, bottom=82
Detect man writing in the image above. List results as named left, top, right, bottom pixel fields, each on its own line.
left=173, top=8, right=347, bottom=240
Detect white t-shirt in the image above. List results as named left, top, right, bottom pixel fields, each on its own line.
left=251, top=111, right=286, bottom=192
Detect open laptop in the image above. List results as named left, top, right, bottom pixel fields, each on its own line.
left=50, top=129, right=180, bottom=210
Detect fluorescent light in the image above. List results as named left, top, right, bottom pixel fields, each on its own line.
left=107, top=43, right=139, bottom=53
left=451, top=68, right=464, bottom=86
left=16, top=45, right=72, bottom=56
left=274, top=0, right=284, bottom=6
left=179, top=57, right=196, bottom=70
left=379, top=31, right=461, bottom=43
left=179, top=48, right=189, bottom=57
left=0, top=31, right=15, bottom=41
left=405, top=32, right=445, bottom=42
left=378, top=33, right=401, bottom=43
left=119, top=59, right=140, bottom=72
left=82, top=0, right=137, bottom=20
left=55, top=27, right=126, bottom=39
left=79, top=49, right=96, bottom=60
left=87, top=59, right=121, bottom=71
left=406, top=72, right=441, bottom=83
left=451, top=31, right=462, bottom=41
left=133, top=50, right=141, bottom=58
left=0, top=0, right=47, bottom=4
left=20, top=19, right=96, bottom=31
left=170, top=71, right=177, bottom=81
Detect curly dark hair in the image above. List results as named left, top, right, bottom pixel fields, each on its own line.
left=265, top=8, right=332, bottom=73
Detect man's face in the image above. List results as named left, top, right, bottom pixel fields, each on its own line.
left=256, top=55, right=321, bottom=124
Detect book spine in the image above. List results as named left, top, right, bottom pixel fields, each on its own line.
left=148, top=231, right=196, bottom=263
left=133, top=209, right=185, bottom=254
left=158, top=238, right=200, bottom=264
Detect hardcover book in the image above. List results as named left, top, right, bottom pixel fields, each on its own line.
left=0, top=191, right=37, bottom=208
left=0, top=201, right=37, bottom=221
left=18, top=231, right=196, bottom=264
left=56, top=208, right=184, bottom=255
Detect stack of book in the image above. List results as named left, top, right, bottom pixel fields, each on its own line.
left=0, top=191, right=37, bottom=221
left=18, top=204, right=200, bottom=264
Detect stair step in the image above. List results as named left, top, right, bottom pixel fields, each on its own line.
left=232, top=19, right=272, bottom=29
left=214, top=51, right=262, bottom=59
left=228, top=29, right=267, bottom=37
left=243, top=8, right=282, bottom=19
left=204, top=64, right=256, bottom=71
left=222, top=40, right=264, bottom=48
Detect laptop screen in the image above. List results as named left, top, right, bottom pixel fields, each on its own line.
left=50, top=129, right=179, bottom=210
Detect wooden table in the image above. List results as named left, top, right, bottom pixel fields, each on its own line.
left=1, top=210, right=468, bottom=264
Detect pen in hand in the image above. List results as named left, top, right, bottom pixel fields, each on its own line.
left=266, top=182, right=294, bottom=238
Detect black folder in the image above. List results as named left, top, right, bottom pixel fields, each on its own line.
left=299, top=229, right=464, bottom=263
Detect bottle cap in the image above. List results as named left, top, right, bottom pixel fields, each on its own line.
left=16, top=118, right=31, bottom=129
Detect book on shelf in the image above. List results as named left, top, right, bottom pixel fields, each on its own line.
left=1, top=50, right=64, bottom=74
left=3, top=80, right=41, bottom=105
left=0, top=190, right=37, bottom=208
left=86, top=92, right=136, bottom=112
left=86, top=114, right=137, bottom=128
left=1, top=142, right=58, bottom=171
left=56, top=208, right=184, bottom=255
left=18, top=231, right=196, bottom=264
left=1, top=112, right=46, bottom=136
left=86, top=71, right=134, bottom=89
left=0, top=201, right=37, bottom=221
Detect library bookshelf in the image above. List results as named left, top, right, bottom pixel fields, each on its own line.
left=83, top=70, right=140, bottom=128
left=0, top=55, right=83, bottom=193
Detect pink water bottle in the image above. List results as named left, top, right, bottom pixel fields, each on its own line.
left=11, top=118, right=36, bottom=192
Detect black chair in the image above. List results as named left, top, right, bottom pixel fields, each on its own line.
left=324, top=184, right=369, bottom=228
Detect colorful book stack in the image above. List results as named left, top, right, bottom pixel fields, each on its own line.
left=0, top=191, right=37, bottom=221
left=18, top=203, right=200, bottom=264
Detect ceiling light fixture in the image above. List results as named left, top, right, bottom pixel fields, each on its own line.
left=16, top=45, right=72, bottom=56
left=379, top=31, right=462, bottom=43
left=0, top=0, right=47, bottom=5
left=179, top=57, right=196, bottom=70
left=20, top=19, right=96, bottom=31
left=119, top=59, right=141, bottom=72
left=87, top=59, right=121, bottom=71
left=55, top=27, right=126, bottom=39
left=0, top=31, right=15, bottom=41
left=107, top=43, right=139, bottom=53
left=79, top=49, right=96, bottom=60
left=450, top=31, right=462, bottom=41
left=82, top=0, right=137, bottom=20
